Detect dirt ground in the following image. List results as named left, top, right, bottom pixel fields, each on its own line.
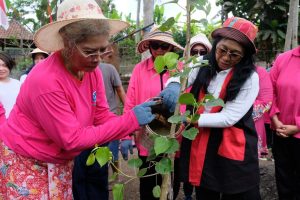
left=109, top=148, right=278, bottom=200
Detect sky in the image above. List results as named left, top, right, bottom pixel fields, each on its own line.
left=112, top=0, right=221, bottom=23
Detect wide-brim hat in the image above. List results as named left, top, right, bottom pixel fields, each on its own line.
left=211, top=17, right=258, bottom=54
left=190, top=33, right=212, bottom=52
left=30, top=48, right=49, bottom=56
left=137, top=25, right=184, bottom=54
left=34, top=0, right=129, bottom=52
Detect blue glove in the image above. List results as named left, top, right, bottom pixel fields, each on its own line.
left=120, top=139, right=133, bottom=160
left=133, top=101, right=156, bottom=126
left=159, top=82, right=180, bottom=113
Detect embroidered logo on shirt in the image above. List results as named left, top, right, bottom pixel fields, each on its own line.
left=92, top=91, right=97, bottom=106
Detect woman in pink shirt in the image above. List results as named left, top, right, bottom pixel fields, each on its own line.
left=269, top=47, right=300, bottom=200
left=0, top=0, right=155, bottom=199
left=252, top=66, right=273, bottom=159
left=122, top=26, right=184, bottom=200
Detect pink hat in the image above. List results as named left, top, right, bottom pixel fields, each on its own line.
left=211, top=17, right=258, bottom=54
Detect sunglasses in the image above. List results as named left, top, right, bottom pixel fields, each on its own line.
left=190, top=49, right=208, bottom=56
left=75, top=44, right=112, bottom=59
left=216, top=47, right=243, bottom=62
left=149, top=42, right=171, bottom=50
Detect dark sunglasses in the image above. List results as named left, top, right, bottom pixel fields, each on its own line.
left=149, top=42, right=171, bottom=50
left=190, top=49, right=208, bottom=56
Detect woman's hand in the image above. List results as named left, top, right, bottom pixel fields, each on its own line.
left=276, top=125, right=299, bottom=137
left=271, top=115, right=288, bottom=137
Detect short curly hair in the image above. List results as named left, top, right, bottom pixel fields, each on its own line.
left=0, top=52, right=16, bottom=72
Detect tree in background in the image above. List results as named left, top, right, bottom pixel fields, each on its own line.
left=8, top=0, right=59, bottom=32
left=216, top=0, right=290, bottom=64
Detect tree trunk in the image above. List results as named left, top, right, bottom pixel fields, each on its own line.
left=143, top=0, right=154, bottom=28
left=291, top=0, right=299, bottom=48
left=284, top=0, right=298, bottom=51
left=141, top=0, right=154, bottom=60
left=135, top=0, right=141, bottom=43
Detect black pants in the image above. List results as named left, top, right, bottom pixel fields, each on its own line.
left=273, top=135, right=300, bottom=200
left=265, top=123, right=273, bottom=149
left=139, top=155, right=162, bottom=200
left=72, top=149, right=109, bottom=200
left=173, top=158, right=194, bottom=200
left=195, top=185, right=261, bottom=200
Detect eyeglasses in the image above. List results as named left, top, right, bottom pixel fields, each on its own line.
left=216, top=47, right=243, bottom=62
left=75, top=44, right=112, bottom=59
left=190, top=49, right=207, bottom=56
left=149, top=42, right=171, bottom=50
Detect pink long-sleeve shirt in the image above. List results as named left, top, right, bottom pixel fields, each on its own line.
left=0, top=51, right=139, bottom=163
left=0, top=103, right=5, bottom=124
left=269, top=47, right=300, bottom=138
left=124, top=57, right=172, bottom=156
left=253, top=66, right=273, bottom=120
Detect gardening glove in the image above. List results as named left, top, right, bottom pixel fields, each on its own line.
left=133, top=101, right=156, bottom=126
left=120, top=139, right=133, bottom=161
left=159, top=82, right=181, bottom=113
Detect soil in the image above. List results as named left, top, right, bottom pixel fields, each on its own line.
left=109, top=148, right=278, bottom=200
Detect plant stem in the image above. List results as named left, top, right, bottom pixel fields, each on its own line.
left=159, top=1, right=191, bottom=200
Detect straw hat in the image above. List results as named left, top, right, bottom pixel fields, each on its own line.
left=30, top=48, right=49, bottom=56
left=211, top=17, right=258, bottom=54
left=34, top=0, right=129, bottom=52
left=190, top=33, right=212, bottom=52
left=137, top=25, right=184, bottom=54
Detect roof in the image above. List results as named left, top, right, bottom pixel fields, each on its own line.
left=0, top=19, right=33, bottom=40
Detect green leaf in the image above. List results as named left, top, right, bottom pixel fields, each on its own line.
left=179, top=93, right=196, bottom=105
left=137, top=168, right=147, bottom=177
left=275, top=5, right=286, bottom=12
left=152, top=185, right=161, bottom=198
left=277, top=29, right=285, bottom=39
left=154, top=56, right=165, bottom=74
left=175, top=67, right=191, bottom=78
left=167, top=114, right=182, bottom=124
left=95, top=147, right=112, bottom=167
left=147, top=147, right=157, bottom=161
left=112, top=183, right=124, bottom=200
left=155, top=157, right=172, bottom=174
left=190, top=114, right=200, bottom=123
left=165, top=139, right=179, bottom=154
left=205, top=3, right=211, bottom=16
left=202, top=94, right=214, bottom=101
left=128, top=158, right=143, bottom=168
left=109, top=172, right=118, bottom=182
left=205, top=98, right=225, bottom=107
left=5, top=0, right=11, bottom=9
left=159, top=17, right=176, bottom=32
left=262, top=30, right=272, bottom=40
left=164, top=52, right=179, bottom=70
left=175, top=12, right=181, bottom=21
left=182, top=127, right=199, bottom=140
left=161, top=0, right=178, bottom=5
left=154, top=137, right=172, bottom=155
left=86, top=153, right=96, bottom=166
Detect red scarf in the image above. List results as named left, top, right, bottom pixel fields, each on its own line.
left=189, top=69, right=246, bottom=186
